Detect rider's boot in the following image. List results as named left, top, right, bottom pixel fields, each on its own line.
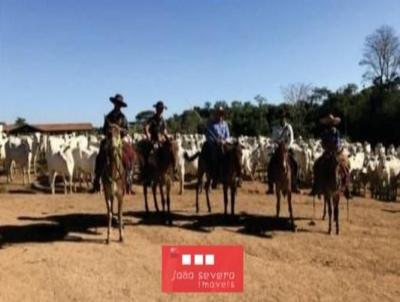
left=266, top=180, right=274, bottom=194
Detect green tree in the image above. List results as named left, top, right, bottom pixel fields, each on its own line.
left=15, top=117, right=26, bottom=126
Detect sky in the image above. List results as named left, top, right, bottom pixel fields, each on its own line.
left=1, top=0, right=400, bottom=126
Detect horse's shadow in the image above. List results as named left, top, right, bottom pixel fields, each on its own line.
left=126, top=210, right=305, bottom=238
left=0, top=213, right=108, bottom=248
left=0, top=210, right=313, bottom=248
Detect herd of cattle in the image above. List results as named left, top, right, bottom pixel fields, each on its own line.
left=0, top=130, right=399, bottom=201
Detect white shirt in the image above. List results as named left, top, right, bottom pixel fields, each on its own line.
left=278, top=122, right=294, bottom=148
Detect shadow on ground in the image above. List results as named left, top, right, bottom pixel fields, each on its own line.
left=0, top=210, right=313, bottom=248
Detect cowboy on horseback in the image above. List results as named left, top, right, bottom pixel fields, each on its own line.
left=267, top=111, right=300, bottom=194
left=139, top=101, right=170, bottom=179
left=205, top=106, right=232, bottom=189
left=91, top=94, right=128, bottom=193
left=144, top=101, right=169, bottom=144
left=311, top=114, right=351, bottom=199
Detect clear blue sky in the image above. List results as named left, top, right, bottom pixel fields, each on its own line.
left=1, top=0, right=400, bottom=126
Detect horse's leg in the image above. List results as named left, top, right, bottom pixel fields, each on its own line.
left=117, top=192, right=124, bottom=242
left=22, top=166, right=26, bottom=185
left=230, top=184, right=236, bottom=218
left=179, top=169, right=184, bottom=195
left=152, top=183, right=160, bottom=212
left=276, top=188, right=281, bottom=218
left=322, top=197, right=327, bottom=220
left=334, top=194, right=340, bottom=235
left=195, top=177, right=201, bottom=213
left=143, top=184, right=149, bottom=213
left=159, top=183, right=166, bottom=223
left=106, top=197, right=112, bottom=244
left=102, top=186, right=112, bottom=244
left=205, top=177, right=212, bottom=213
left=223, top=183, right=228, bottom=217
left=51, top=172, right=57, bottom=195
left=5, top=159, right=11, bottom=183
left=69, top=174, right=73, bottom=194
left=28, top=163, right=31, bottom=184
left=166, top=180, right=172, bottom=225
left=327, top=195, right=332, bottom=235
left=287, top=191, right=295, bottom=231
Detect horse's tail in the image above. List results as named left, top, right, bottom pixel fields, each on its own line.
left=184, top=151, right=200, bottom=162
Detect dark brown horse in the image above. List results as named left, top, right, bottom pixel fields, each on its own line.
left=271, top=142, right=296, bottom=231
left=139, top=138, right=178, bottom=225
left=316, top=153, right=346, bottom=235
left=186, top=141, right=242, bottom=219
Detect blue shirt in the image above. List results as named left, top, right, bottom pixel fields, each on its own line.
left=321, top=127, right=341, bottom=151
left=206, top=120, right=230, bottom=143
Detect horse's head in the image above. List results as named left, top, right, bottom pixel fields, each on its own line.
left=159, top=137, right=178, bottom=171
left=223, top=141, right=243, bottom=175
left=323, top=153, right=340, bottom=190
left=275, top=142, right=289, bottom=172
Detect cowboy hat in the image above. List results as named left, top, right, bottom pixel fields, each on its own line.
left=320, top=114, right=341, bottom=126
left=153, top=100, right=167, bottom=110
left=109, top=94, right=127, bottom=108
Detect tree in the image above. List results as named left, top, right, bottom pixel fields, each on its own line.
left=180, top=110, right=203, bottom=133
left=129, top=110, right=154, bottom=132
left=359, top=25, right=400, bottom=86
left=135, top=110, right=154, bottom=125
left=281, top=83, right=313, bottom=104
left=15, top=117, right=26, bottom=126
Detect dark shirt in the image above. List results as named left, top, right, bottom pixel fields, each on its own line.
left=321, top=127, right=341, bottom=152
left=146, top=114, right=166, bottom=142
left=102, top=109, right=128, bottom=136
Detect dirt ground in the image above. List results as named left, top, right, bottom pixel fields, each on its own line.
left=0, top=177, right=399, bottom=302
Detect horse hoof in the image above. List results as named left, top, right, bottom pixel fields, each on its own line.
left=119, top=237, right=124, bottom=243
left=105, top=239, right=110, bottom=245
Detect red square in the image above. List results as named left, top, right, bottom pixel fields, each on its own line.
left=162, top=245, right=244, bottom=293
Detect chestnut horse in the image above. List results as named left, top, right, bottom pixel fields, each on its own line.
left=271, top=142, right=296, bottom=231
left=101, top=123, right=125, bottom=243
left=140, top=138, right=178, bottom=225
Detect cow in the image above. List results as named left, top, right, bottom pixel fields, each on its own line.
left=45, top=136, right=75, bottom=194
left=4, top=136, right=32, bottom=184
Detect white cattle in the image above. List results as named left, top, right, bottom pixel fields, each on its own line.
left=0, top=132, right=7, bottom=161
left=45, top=137, right=75, bottom=194
left=176, top=137, right=199, bottom=194
left=375, top=155, right=400, bottom=200
left=292, top=143, right=312, bottom=184
left=4, top=136, right=32, bottom=184
left=72, top=144, right=98, bottom=189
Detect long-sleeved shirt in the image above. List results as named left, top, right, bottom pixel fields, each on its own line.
left=321, top=127, right=341, bottom=152
left=206, top=120, right=230, bottom=143
left=278, top=122, right=294, bottom=148
left=102, top=109, right=128, bottom=136
left=145, top=114, right=166, bottom=142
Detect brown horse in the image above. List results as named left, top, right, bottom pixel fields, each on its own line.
left=271, top=142, right=296, bottom=231
left=101, top=123, right=125, bottom=244
left=122, top=137, right=137, bottom=195
left=186, top=141, right=242, bottom=219
left=140, top=138, right=178, bottom=225
left=317, top=153, right=344, bottom=235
